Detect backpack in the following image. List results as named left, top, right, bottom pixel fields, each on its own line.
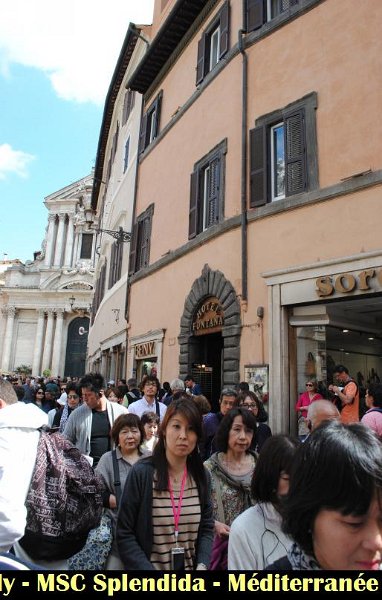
left=19, top=428, right=103, bottom=561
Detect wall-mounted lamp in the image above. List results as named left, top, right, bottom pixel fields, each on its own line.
left=257, top=306, right=264, bottom=319
left=112, top=308, right=120, bottom=323
left=84, top=208, right=131, bottom=244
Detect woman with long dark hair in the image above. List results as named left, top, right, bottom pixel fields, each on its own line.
left=116, top=396, right=214, bottom=570
left=268, top=422, right=382, bottom=570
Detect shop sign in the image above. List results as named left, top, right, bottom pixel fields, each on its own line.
left=316, top=268, right=382, bottom=297
left=135, top=341, right=156, bottom=359
left=192, top=297, right=224, bottom=336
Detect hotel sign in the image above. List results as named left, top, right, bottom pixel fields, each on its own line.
left=192, top=297, right=224, bottom=336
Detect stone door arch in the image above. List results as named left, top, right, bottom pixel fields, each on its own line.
left=178, top=264, right=241, bottom=389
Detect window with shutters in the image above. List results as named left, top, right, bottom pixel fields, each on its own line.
left=122, top=90, right=135, bottom=126
left=128, top=204, right=154, bottom=275
left=249, top=93, right=318, bottom=208
left=245, top=0, right=299, bottom=32
left=139, top=92, right=162, bottom=155
left=123, top=137, right=130, bottom=173
left=189, top=140, right=227, bottom=239
left=92, top=260, right=107, bottom=322
left=108, top=240, right=123, bottom=289
left=196, top=1, right=230, bottom=85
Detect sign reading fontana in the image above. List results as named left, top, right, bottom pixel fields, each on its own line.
left=192, top=297, right=224, bottom=336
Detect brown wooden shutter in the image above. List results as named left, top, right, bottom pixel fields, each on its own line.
left=122, top=92, right=129, bottom=125
left=128, top=223, right=138, bottom=275
left=206, top=157, right=220, bottom=226
left=249, top=125, right=267, bottom=207
left=246, top=0, right=265, bottom=32
left=141, top=217, right=150, bottom=268
left=196, top=36, right=205, bottom=85
left=285, top=109, right=306, bottom=196
left=139, top=113, right=148, bottom=155
left=219, top=1, right=230, bottom=58
left=152, top=92, right=162, bottom=140
left=116, top=240, right=122, bottom=282
left=108, top=243, right=115, bottom=289
left=189, top=170, right=199, bottom=239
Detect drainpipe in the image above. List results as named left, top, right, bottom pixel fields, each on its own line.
left=238, top=29, right=248, bottom=305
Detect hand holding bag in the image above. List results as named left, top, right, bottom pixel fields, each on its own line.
left=67, top=511, right=113, bottom=570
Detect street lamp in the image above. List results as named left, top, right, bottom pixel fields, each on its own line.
left=95, top=226, right=131, bottom=243
left=84, top=208, right=131, bottom=243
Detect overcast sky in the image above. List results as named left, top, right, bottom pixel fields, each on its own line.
left=0, top=0, right=154, bottom=262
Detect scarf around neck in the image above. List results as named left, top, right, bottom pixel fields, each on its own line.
left=287, top=541, right=321, bottom=570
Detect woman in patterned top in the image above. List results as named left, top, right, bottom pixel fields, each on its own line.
left=116, top=396, right=214, bottom=570
left=204, top=407, right=257, bottom=568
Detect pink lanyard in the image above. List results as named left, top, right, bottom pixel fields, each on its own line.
left=168, top=465, right=188, bottom=545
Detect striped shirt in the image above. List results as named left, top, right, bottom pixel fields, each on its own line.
left=150, top=474, right=201, bottom=570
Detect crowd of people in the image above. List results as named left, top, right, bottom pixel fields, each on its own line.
left=1, top=363, right=382, bottom=571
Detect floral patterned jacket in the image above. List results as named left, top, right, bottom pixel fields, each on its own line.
left=204, top=451, right=256, bottom=526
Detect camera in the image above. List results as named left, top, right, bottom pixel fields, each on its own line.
left=334, top=386, right=344, bottom=396
left=171, top=547, right=185, bottom=570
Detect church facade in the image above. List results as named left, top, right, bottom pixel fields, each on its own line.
left=0, top=173, right=97, bottom=378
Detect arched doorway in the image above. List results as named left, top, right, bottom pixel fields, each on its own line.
left=64, top=316, right=89, bottom=377
left=178, top=265, right=241, bottom=410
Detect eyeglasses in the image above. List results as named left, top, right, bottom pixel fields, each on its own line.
left=68, top=394, right=78, bottom=399
left=306, top=384, right=314, bottom=387
left=242, top=403, right=257, bottom=409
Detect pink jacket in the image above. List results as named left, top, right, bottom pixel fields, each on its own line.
left=361, top=408, right=382, bottom=437
left=295, top=392, right=323, bottom=417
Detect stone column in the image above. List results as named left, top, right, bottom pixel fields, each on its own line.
left=72, top=228, right=79, bottom=267
left=110, top=348, right=117, bottom=383
left=41, top=309, right=55, bottom=372
left=51, top=309, right=65, bottom=377
left=32, top=309, right=46, bottom=376
left=1, top=306, right=17, bottom=372
left=64, top=214, right=75, bottom=267
left=53, top=213, right=66, bottom=267
left=44, top=214, right=57, bottom=267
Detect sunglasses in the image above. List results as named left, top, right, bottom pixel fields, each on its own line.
left=306, top=383, right=314, bottom=387
left=67, top=394, right=79, bottom=399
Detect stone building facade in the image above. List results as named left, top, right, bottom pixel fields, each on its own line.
left=0, top=173, right=97, bottom=378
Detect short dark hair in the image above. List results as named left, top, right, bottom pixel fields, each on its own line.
left=140, top=375, right=160, bottom=393
left=140, top=411, right=160, bottom=426
left=110, top=413, right=144, bottom=446
left=251, top=435, right=299, bottom=504
left=13, top=385, right=26, bottom=401
left=192, top=394, right=211, bottom=415
left=215, top=407, right=257, bottom=452
left=79, top=373, right=104, bottom=393
left=333, top=364, right=349, bottom=375
left=367, top=383, right=382, bottom=408
left=282, top=421, right=382, bottom=556
left=66, top=382, right=79, bottom=396
left=238, top=381, right=250, bottom=392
